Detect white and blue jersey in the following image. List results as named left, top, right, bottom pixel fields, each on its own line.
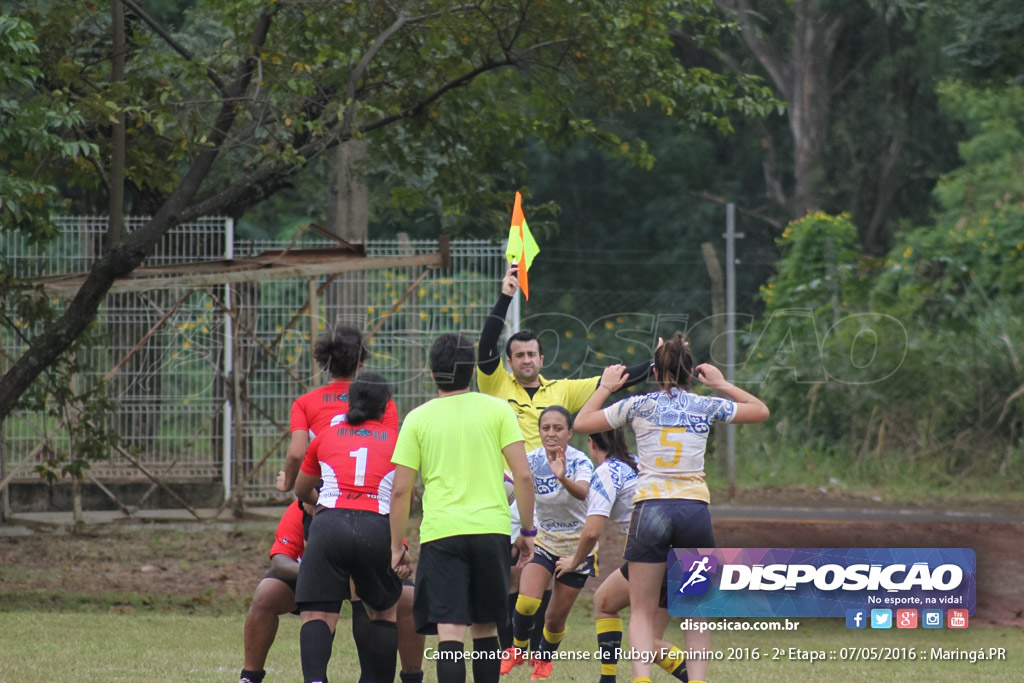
left=603, top=388, right=736, bottom=504
left=527, top=444, right=594, bottom=557
left=585, top=456, right=639, bottom=534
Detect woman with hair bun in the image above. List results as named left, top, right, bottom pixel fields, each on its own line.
left=574, top=333, right=769, bottom=683
left=278, top=325, right=398, bottom=493
left=293, top=372, right=404, bottom=683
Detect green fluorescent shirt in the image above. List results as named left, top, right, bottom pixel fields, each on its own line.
left=391, top=391, right=525, bottom=543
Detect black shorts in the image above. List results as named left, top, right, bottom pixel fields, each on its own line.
left=414, top=533, right=510, bottom=635
left=295, top=508, right=402, bottom=613
left=624, top=499, right=716, bottom=563
left=262, top=571, right=300, bottom=615
left=263, top=569, right=298, bottom=594
left=531, top=546, right=596, bottom=590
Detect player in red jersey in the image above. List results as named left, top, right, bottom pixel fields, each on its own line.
left=294, top=373, right=404, bottom=683
left=277, top=325, right=398, bottom=494
left=240, top=499, right=313, bottom=683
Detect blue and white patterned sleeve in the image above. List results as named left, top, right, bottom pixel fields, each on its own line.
left=602, top=395, right=636, bottom=429
left=709, top=396, right=738, bottom=424
left=585, top=465, right=615, bottom=518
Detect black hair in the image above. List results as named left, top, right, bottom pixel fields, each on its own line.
left=345, top=372, right=391, bottom=426
left=314, top=325, right=368, bottom=378
left=504, top=329, right=542, bottom=358
left=589, top=427, right=638, bottom=473
left=430, top=333, right=476, bottom=392
left=654, top=332, right=694, bottom=391
left=538, top=405, right=572, bottom=430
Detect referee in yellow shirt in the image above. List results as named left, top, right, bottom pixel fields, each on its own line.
left=477, top=266, right=653, bottom=450
left=478, top=265, right=652, bottom=653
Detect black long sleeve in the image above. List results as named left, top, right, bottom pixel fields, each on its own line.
left=478, top=293, right=513, bottom=376
left=620, top=360, right=654, bottom=391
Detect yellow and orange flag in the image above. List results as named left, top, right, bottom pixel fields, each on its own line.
left=505, top=191, right=540, bottom=299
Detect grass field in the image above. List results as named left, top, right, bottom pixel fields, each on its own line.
left=0, top=601, right=1020, bottom=682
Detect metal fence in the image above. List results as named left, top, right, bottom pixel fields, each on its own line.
left=1, top=217, right=506, bottom=500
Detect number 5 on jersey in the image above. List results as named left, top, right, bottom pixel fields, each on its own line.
left=657, top=427, right=687, bottom=467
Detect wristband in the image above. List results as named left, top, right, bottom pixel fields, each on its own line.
left=519, top=527, right=538, bottom=537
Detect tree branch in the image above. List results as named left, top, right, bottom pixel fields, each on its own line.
left=716, top=0, right=792, bottom=99
left=121, top=0, right=227, bottom=96
left=0, top=9, right=277, bottom=425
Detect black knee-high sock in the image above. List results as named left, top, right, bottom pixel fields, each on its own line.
left=365, top=620, right=398, bottom=683
left=399, top=671, right=424, bottom=683
left=350, top=601, right=372, bottom=682
left=529, top=589, right=552, bottom=652
left=300, top=620, right=335, bottom=683
left=472, top=636, right=500, bottom=683
left=497, top=592, right=516, bottom=650
left=436, top=640, right=465, bottom=683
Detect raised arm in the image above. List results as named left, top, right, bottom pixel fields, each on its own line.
left=574, top=364, right=629, bottom=434
left=695, top=363, right=770, bottom=424
left=478, top=266, right=518, bottom=376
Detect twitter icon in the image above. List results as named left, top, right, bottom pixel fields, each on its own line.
left=870, top=609, right=892, bottom=629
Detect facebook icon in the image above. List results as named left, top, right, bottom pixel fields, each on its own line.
left=846, top=609, right=867, bottom=629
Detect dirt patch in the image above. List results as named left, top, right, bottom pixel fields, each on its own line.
left=2, top=508, right=1022, bottom=627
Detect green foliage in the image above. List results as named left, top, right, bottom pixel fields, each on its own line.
left=0, top=279, right=120, bottom=481
left=10, top=0, right=776, bottom=223
left=943, top=0, right=1024, bottom=84
left=743, top=213, right=903, bottom=447
left=0, top=16, right=97, bottom=241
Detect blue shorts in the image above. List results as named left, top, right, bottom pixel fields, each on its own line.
left=623, top=499, right=716, bottom=563
left=531, top=545, right=596, bottom=590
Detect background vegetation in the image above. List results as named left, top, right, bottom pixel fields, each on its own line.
left=2, top=0, right=1023, bottom=501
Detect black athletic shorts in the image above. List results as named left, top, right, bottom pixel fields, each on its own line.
left=263, top=569, right=298, bottom=594
left=623, top=499, right=716, bottom=563
left=262, top=570, right=300, bottom=615
left=413, top=533, right=510, bottom=635
left=531, top=545, right=596, bottom=590
left=295, top=508, right=402, bottom=613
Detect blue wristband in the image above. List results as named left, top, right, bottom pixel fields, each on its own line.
left=519, top=527, right=538, bottom=537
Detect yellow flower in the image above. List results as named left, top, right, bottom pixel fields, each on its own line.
left=367, top=306, right=375, bottom=314
left=183, top=340, right=191, bottom=349
left=903, top=247, right=913, bottom=258
left=561, top=362, right=569, bottom=370
left=564, top=330, right=573, bottom=338
left=604, top=321, right=614, bottom=330
left=627, top=346, right=635, bottom=354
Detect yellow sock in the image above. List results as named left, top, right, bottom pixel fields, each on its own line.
left=515, top=594, right=542, bottom=616
left=595, top=617, right=622, bottom=634
left=632, top=678, right=652, bottom=683
left=541, top=625, right=567, bottom=645
left=658, top=645, right=686, bottom=673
